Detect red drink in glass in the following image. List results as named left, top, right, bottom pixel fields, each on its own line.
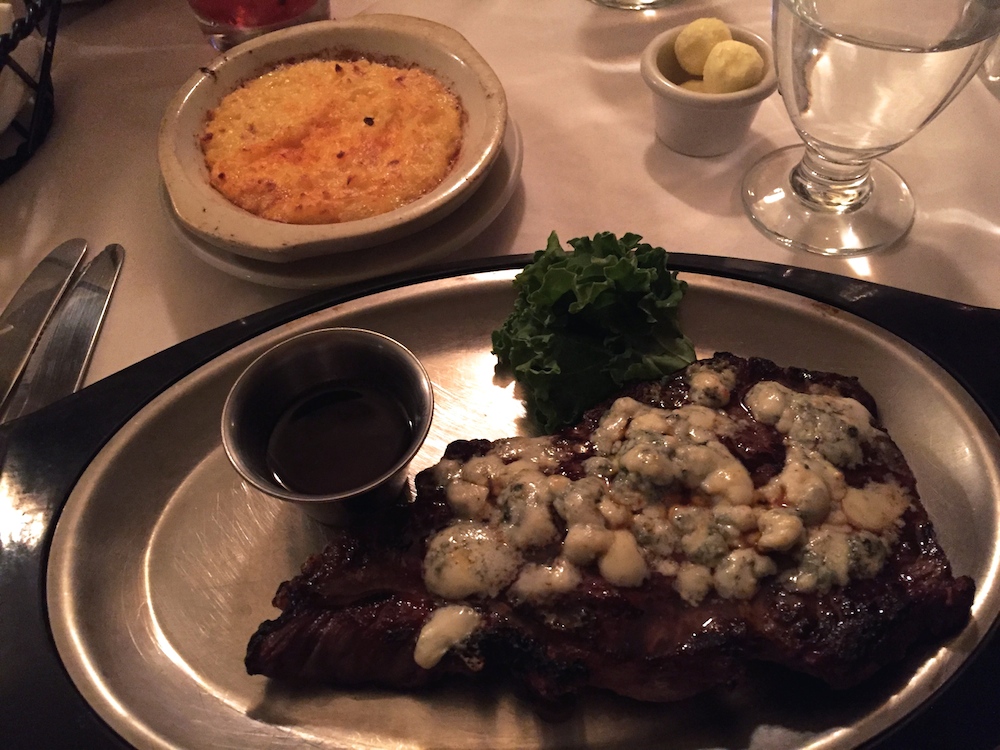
left=186, top=0, right=328, bottom=51
left=188, top=0, right=320, bottom=29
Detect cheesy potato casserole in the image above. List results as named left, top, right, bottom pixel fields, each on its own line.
left=201, top=58, right=465, bottom=225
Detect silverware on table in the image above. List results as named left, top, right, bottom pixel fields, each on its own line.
left=0, top=238, right=88, bottom=409
left=0, top=240, right=124, bottom=423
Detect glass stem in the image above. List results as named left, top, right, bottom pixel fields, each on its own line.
left=789, top=144, right=873, bottom=213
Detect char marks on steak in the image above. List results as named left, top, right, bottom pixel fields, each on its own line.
left=245, top=353, right=975, bottom=706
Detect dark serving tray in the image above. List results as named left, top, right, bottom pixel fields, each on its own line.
left=2, top=253, right=999, bottom=749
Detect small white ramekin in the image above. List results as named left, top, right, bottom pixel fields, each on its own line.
left=640, top=23, right=777, bottom=157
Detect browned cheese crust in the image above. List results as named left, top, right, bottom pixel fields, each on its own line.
left=201, top=58, right=464, bottom=224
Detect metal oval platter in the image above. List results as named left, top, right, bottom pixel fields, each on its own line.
left=46, top=270, right=1000, bottom=750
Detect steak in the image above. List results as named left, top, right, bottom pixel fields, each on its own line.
left=245, top=353, right=975, bottom=707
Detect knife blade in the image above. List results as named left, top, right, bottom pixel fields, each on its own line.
left=1, top=244, right=124, bottom=423
left=0, top=238, right=88, bottom=411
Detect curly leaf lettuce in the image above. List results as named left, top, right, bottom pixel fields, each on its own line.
left=492, top=231, right=696, bottom=432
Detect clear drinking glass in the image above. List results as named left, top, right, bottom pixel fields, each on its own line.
left=186, top=0, right=329, bottom=51
left=742, top=0, right=1000, bottom=257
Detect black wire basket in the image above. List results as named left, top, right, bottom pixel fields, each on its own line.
left=0, top=0, right=60, bottom=184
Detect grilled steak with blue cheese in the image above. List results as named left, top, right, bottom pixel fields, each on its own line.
left=245, top=353, right=975, bottom=706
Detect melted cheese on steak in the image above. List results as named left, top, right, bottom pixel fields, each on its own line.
left=415, top=362, right=914, bottom=665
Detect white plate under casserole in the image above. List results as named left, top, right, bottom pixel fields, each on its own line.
left=158, top=15, right=507, bottom=263
left=47, top=271, right=1000, bottom=750
left=170, top=118, right=524, bottom=289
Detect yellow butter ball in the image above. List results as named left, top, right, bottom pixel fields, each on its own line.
left=680, top=79, right=707, bottom=93
left=674, top=18, right=732, bottom=76
left=702, top=40, right=765, bottom=93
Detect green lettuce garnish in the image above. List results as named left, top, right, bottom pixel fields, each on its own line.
left=492, top=231, right=696, bottom=432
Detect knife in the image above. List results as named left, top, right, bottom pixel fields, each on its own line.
left=0, top=244, right=124, bottom=423
left=0, top=238, right=88, bottom=412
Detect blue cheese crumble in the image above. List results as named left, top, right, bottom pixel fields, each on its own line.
left=418, top=364, right=913, bottom=664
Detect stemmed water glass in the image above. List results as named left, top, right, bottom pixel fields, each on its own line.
left=742, top=0, right=1000, bottom=257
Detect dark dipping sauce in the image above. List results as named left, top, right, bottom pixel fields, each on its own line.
left=266, top=380, right=413, bottom=496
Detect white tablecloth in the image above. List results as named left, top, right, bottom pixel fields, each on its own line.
left=1, top=0, right=999, bottom=386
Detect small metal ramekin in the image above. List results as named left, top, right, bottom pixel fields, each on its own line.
left=221, top=327, right=434, bottom=524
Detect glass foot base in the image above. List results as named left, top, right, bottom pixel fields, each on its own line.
left=741, top=145, right=915, bottom=257
left=587, top=0, right=674, bottom=7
